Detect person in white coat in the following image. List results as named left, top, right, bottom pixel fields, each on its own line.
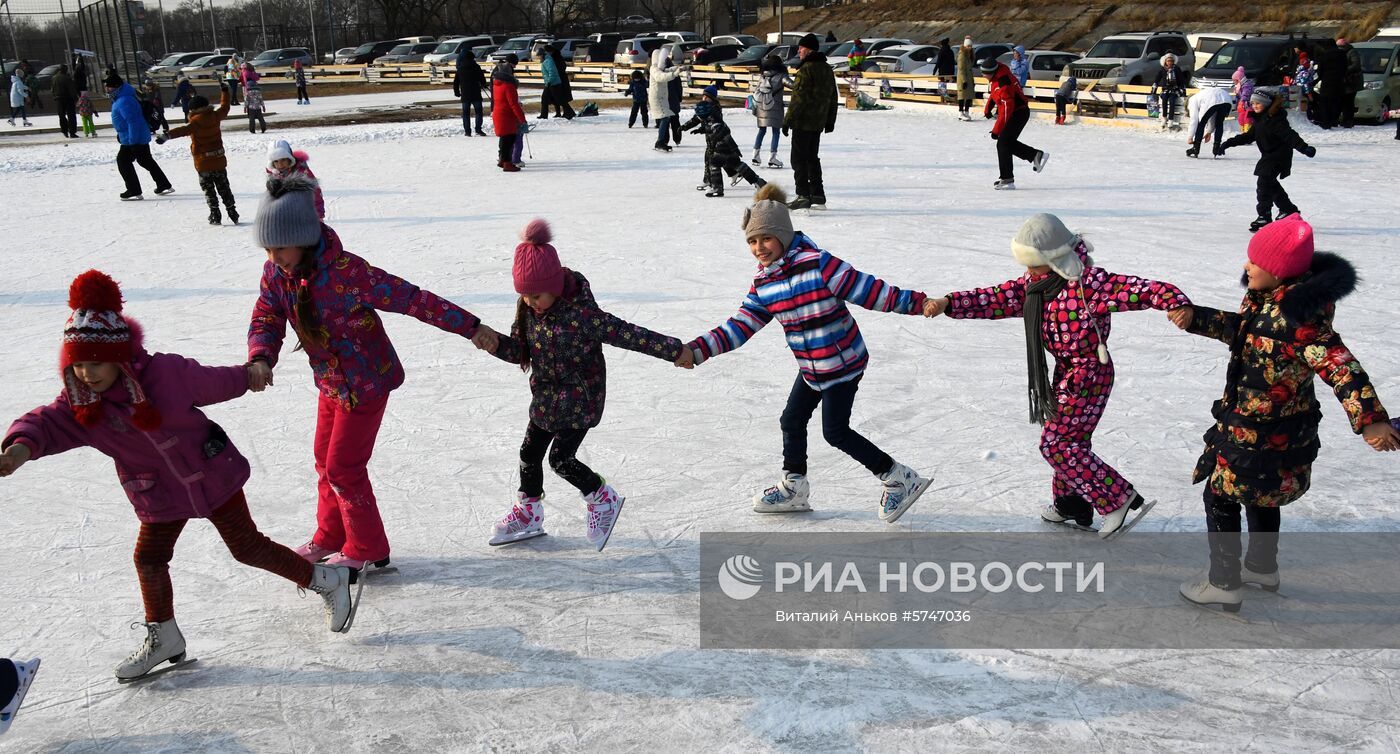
left=649, top=49, right=682, bottom=152
left=8, top=68, right=32, bottom=126
left=1186, top=86, right=1234, bottom=158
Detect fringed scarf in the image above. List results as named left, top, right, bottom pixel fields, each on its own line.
left=1023, top=273, right=1067, bottom=425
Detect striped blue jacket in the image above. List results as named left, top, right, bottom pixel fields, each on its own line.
left=688, top=233, right=928, bottom=389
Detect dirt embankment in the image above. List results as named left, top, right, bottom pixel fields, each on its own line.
left=749, top=0, right=1399, bottom=51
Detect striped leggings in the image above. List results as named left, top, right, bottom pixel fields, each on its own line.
left=134, top=490, right=313, bottom=623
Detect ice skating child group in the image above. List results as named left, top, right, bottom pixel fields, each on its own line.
left=1, top=58, right=1398, bottom=717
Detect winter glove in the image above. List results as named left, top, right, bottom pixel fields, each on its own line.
left=984, top=110, right=994, bottom=119
left=1302, top=145, right=1317, bottom=158
left=990, top=132, right=998, bottom=140
left=781, top=125, right=789, bottom=137
left=824, top=123, right=834, bottom=134
left=154, top=133, right=166, bottom=145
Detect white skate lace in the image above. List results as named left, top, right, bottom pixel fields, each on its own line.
left=587, top=492, right=616, bottom=528
left=124, top=621, right=160, bottom=665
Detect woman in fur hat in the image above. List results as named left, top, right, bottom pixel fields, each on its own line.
left=926, top=213, right=1192, bottom=538
left=1171, top=215, right=1397, bottom=612
left=0, top=270, right=356, bottom=683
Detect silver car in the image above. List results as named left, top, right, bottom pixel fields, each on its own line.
left=865, top=45, right=942, bottom=74
left=372, top=42, right=438, bottom=65
left=1065, top=31, right=1193, bottom=87
left=997, top=49, right=1079, bottom=82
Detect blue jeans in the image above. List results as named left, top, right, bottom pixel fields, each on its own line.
left=461, top=93, right=483, bottom=133
left=655, top=115, right=672, bottom=147
left=754, top=126, right=780, bottom=152
left=10, top=104, right=27, bottom=121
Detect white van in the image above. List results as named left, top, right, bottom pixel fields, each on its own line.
left=397, top=36, right=436, bottom=44
left=765, top=31, right=812, bottom=46
left=1372, top=27, right=1400, bottom=42
left=1187, top=32, right=1242, bottom=58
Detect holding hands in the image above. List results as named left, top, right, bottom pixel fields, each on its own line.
left=247, top=360, right=274, bottom=391
left=922, top=296, right=950, bottom=318
left=1362, top=422, right=1400, bottom=452
left=0, top=443, right=31, bottom=477
left=472, top=324, right=499, bottom=353
left=1167, top=306, right=1193, bottom=330
left=674, top=345, right=695, bottom=369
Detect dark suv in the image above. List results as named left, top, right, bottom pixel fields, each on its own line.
left=1194, top=34, right=1304, bottom=90
left=342, top=40, right=404, bottom=66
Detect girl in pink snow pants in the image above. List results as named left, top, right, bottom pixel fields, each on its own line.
left=246, top=176, right=499, bottom=572
left=927, top=213, right=1191, bottom=537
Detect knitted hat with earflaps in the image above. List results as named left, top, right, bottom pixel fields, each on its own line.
left=61, top=270, right=160, bottom=430
left=1009, top=213, right=1093, bottom=279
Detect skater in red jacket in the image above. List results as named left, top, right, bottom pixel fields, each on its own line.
left=981, top=58, right=1047, bottom=190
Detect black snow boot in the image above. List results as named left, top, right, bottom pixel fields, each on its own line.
left=208, top=210, right=221, bottom=225
left=227, top=206, right=240, bottom=224
left=1249, top=216, right=1272, bottom=233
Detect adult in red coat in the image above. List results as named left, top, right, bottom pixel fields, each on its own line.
left=491, top=55, right=528, bottom=172
left=981, top=59, right=1047, bottom=189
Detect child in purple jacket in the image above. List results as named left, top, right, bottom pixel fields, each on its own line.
left=482, top=220, right=686, bottom=551
left=0, top=271, right=354, bottom=684
left=247, top=177, right=498, bottom=573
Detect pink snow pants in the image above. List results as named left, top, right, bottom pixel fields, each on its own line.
left=311, top=392, right=390, bottom=561
left=1039, top=359, right=1134, bottom=514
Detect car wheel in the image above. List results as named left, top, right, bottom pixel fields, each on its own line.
left=1379, top=97, right=1392, bottom=125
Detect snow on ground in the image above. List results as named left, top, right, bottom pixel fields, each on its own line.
left=1, top=101, right=1398, bottom=753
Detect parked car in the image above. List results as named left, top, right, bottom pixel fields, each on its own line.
left=179, top=54, right=233, bottom=81
left=622, top=15, right=654, bottom=28
left=1065, top=31, right=1193, bottom=87
left=658, top=31, right=702, bottom=44
left=782, top=42, right=838, bottom=68
left=864, top=44, right=941, bottom=73
left=342, top=40, right=404, bottom=66
left=531, top=37, right=586, bottom=61
left=490, top=35, right=549, bottom=62
left=332, top=47, right=357, bottom=64
left=826, top=38, right=913, bottom=71
left=424, top=36, right=495, bottom=66
left=147, top=51, right=211, bottom=80
left=34, top=63, right=63, bottom=89
left=1352, top=41, right=1400, bottom=122
left=397, top=36, right=436, bottom=44
left=1372, top=27, right=1400, bottom=43
left=1192, top=34, right=1298, bottom=91
left=373, top=42, right=439, bottom=65
left=711, top=34, right=763, bottom=49
left=995, top=49, right=1079, bottom=82
left=661, top=41, right=705, bottom=65
left=1188, top=32, right=1242, bottom=58
left=472, top=45, right=501, bottom=61
left=686, top=43, right=745, bottom=66
left=766, top=31, right=812, bottom=46
left=614, top=37, right=666, bottom=66
left=573, top=33, right=623, bottom=63
left=249, top=47, right=313, bottom=69
left=710, top=43, right=776, bottom=69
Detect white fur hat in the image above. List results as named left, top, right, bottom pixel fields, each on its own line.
left=266, top=139, right=294, bottom=165
left=1009, top=213, right=1091, bottom=279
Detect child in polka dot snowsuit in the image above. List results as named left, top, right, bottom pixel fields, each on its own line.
left=927, top=214, right=1191, bottom=537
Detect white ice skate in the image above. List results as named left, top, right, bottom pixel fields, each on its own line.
left=878, top=462, right=930, bottom=523
left=1032, top=150, right=1050, bottom=173
left=307, top=562, right=355, bottom=633
left=489, top=493, right=546, bottom=546
left=585, top=483, right=625, bottom=551
left=1040, top=503, right=1096, bottom=532
left=1242, top=567, right=1280, bottom=592
left=752, top=473, right=811, bottom=513
left=0, top=658, right=40, bottom=734
left=751, top=148, right=761, bottom=165
left=1179, top=575, right=1243, bottom=613
left=115, top=619, right=195, bottom=683
left=1098, top=493, right=1155, bottom=539
left=993, top=179, right=1016, bottom=190
left=767, top=153, right=783, bottom=169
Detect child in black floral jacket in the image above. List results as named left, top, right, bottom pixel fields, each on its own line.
left=483, top=219, right=690, bottom=552
left=1170, top=215, right=1397, bottom=613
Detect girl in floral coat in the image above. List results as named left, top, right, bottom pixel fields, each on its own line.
left=484, top=220, right=685, bottom=551
left=927, top=213, right=1192, bottom=538
left=246, top=177, right=498, bottom=573
left=1173, top=215, right=1397, bottom=611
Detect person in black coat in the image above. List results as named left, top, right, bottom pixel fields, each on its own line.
left=1314, top=40, right=1346, bottom=129
left=667, top=66, right=683, bottom=143
left=452, top=56, right=488, bottom=136
left=1220, top=90, right=1316, bottom=232
left=934, top=38, right=956, bottom=95
left=1337, top=37, right=1363, bottom=128
left=1150, top=53, right=1190, bottom=128
left=681, top=99, right=766, bottom=197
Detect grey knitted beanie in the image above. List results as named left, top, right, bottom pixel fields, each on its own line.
left=253, top=176, right=322, bottom=248
left=742, top=184, right=795, bottom=250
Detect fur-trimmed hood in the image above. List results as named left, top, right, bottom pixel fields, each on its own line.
left=1278, top=251, right=1356, bottom=322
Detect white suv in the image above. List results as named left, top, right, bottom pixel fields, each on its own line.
left=1065, top=31, right=1193, bottom=87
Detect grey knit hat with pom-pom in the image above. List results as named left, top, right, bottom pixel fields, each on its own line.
left=253, top=176, right=322, bottom=248
left=742, top=184, right=795, bottom=250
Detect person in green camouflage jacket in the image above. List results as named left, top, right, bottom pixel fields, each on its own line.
left=1172, top=215, right=1397, bottom=612
left=782, top=34, right=838, bottom=210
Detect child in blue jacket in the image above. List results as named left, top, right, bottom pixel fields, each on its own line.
left=624, top=69, right=649, bottom=127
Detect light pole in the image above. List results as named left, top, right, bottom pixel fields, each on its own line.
left=308, top=0, right=318, bottom=62
left=155, top=0, right=168, bottom=55
left=258, top=0, right=267, bottom=49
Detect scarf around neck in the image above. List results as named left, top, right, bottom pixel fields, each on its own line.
left=1024, top=273, right=1067, bottom=425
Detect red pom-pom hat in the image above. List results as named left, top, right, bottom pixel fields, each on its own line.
left=59, top=270, right=160, bottom=430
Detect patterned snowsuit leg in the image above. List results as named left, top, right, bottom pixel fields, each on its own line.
left=198, top=169, right=236, bottom=219
left=1041, top=358, right=1131, bottom=513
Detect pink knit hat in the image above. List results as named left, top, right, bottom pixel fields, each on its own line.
left=1248, top=214, right=1314, bottom=280
left=1232, top=66, right=1245, bottom=82
left=512, top=219, right=565, bottom=296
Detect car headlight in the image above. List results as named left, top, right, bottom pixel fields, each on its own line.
left=1106, top=66, right=1123, bottom=78
left=1363, top=80, right=1382, bottom=90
